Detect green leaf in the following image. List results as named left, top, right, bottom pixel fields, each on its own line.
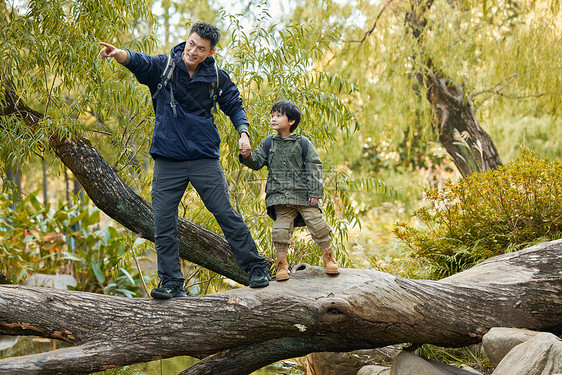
left=61, top=252, right=82, bottom=261
left=120, top=267, right=135, bottom=284
left=91, top=260, right=105, bottom=284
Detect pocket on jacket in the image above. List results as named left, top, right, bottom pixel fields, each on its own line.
left=191, top=122, right=220, bottom=149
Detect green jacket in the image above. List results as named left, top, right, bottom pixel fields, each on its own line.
left=241, top=134, right=324, bottom=209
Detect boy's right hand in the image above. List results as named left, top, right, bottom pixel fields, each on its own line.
left=98, top=42, right=128, bottom=64
left=240, top=146, right=251, bottom=158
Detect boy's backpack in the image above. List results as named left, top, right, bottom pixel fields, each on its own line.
left=151, top=54, right=222, bottom=118
left=263, top=135, right=312, bottom=227
left=262, top=134, right=309, bottom=167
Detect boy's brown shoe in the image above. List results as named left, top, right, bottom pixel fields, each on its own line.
left=275, top=257, right=290, bottom=281
left=322, top=248, right=339, bottom=274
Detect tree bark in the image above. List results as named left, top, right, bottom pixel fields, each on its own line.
left=406, top=0, right=503, bottom=177
left=420, top=67, right=503, bottom=177
left=0, top=239, right=560, bottom=375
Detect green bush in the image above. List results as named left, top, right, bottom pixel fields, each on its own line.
left=394, top=149, right=562, bottom=279
left=0, top=182, right=151, bottom=296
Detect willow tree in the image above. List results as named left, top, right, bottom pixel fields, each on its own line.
left=1, top=1, right=561, bottom=374
left=0, top=0, right=363, bottom=281
left=289, top=0, right=562, bottom=176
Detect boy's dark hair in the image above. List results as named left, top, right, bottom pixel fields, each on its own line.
left=189, top=22, right=221, bottom=49
left=271, top=100, right=301, bottom=132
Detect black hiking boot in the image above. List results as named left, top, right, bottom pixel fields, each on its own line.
left=249, top=266, right=270, bottom=288
left=150, top=284, right=188, bottom=299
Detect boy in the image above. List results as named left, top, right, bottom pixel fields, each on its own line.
left=239, top=100, right=339, bottom=281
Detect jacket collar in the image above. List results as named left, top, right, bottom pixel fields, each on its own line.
left=272, top=134, right=299, bottom=140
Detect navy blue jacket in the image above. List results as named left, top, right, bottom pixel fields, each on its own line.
left=123, top=42, right=249, bottom=160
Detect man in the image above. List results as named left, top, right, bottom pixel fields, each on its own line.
left=99, top=22, right=270, bottom=299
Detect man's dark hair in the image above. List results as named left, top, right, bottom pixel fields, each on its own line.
left=271, top=100, right=301, bottom=132
left=189, top=22, right=221, bottom=49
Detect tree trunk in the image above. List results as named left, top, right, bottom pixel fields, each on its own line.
left=406, top=0, right=503, bottom=177
left=0, top=240, right=560, bottom=375
left=419, top=67, right=504, bottom=177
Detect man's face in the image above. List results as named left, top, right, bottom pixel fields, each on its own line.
left=183, top=33, right=215, bottom=71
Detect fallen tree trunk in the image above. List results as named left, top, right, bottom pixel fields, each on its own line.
left=0, top=239, right=560, bottom=375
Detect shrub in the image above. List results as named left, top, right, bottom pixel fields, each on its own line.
left=0, top=182, right=151, bottom=296
left=394, top=149, right=562, bottom=279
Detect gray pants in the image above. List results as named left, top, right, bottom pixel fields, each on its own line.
left=152, top=157, right=265, bottom=287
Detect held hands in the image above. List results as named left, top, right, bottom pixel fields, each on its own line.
left=239, top=132, right=251, bottom=158
left=309, top=197, right=319, bottom=205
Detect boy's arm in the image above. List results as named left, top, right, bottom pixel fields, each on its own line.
left=239, top=138, right=268, bottom=171
left=305, top=140, right=324, bottom=200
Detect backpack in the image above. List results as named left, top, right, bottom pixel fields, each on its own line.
left=262, top=134, right=309, bottom=167
left=263, top=135, right=313, bottom=227
left=151, top=54, right=221, bottom=118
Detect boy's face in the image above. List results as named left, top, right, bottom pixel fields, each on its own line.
left=270, top=111, right=295, bottom=134
left=183, top=32, right=215, bottom=71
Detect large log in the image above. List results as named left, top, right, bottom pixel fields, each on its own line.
left=0, top=240, right=560, bottom=375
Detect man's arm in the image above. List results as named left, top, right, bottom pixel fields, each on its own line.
left=214, top=69, right=253, bottom=152
left=98, top=42, right=130, bottom=64
left=99, top=42, right=161, bottom=91
left=239, top=131, right=250, bottom=156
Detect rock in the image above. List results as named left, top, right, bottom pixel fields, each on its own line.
left=482, top=327, right=539, bottom=366
left=306, top=351, right=366, bottom=375
left=492, top=332, right=562, bottom=375
left=458, top=365, right=482, bottom=374
left=306, top=347, right=399, bottom=375
left=0, top=336, right=18, bottom=351
left=357, top=365, right=391, bottom=375
left=23, top=274, right=77, bottom=290
left=389, top=351, right=483, bottom=375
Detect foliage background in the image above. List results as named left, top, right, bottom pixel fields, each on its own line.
left=1, top=0, right=561, bottom=286
left=1, top=0, right=561, bottom=372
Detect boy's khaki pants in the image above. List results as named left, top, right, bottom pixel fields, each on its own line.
left=272, top=204, right=332, bottom=254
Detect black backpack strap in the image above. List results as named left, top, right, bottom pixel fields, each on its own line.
left=299, top=135, right=309, bottom=166
left=210, top=61, right=222, bottom=114
left=152, top=54, right=174, bottom=100
left=152, top=54, right=177, bottom=117
left=300, top=135, right=310, bottom=189
left=263, top=135, right=273, bottom=166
